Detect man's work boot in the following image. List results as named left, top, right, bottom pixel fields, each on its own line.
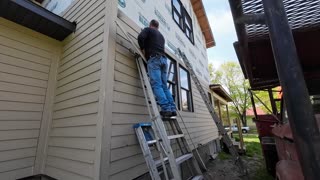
left=160, top=111, right=172, bottom=118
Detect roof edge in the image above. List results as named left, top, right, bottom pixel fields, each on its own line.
left=191, top=0, right=215, bottom=48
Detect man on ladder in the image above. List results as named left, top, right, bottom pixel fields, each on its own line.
left=138, top=19, right=176, bottom=118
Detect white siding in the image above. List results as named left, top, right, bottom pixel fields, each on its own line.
left=0, top=18, right=60, bottom=179
left=44, top=0, right=106, bottom=180
left=109, top=13, right=218, bottom=179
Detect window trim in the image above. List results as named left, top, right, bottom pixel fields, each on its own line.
left=167, top=58, right=180, bottom=108
left=179, top=65, right=194, bottom=112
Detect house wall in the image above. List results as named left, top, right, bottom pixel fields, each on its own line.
left=0, top=18, right=60, bottom=179
left=43, top=0, right=107, bottom=180
left=108, top=10, right=218, bottom=180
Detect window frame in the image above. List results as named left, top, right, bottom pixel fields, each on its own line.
left=172, top=0, right=184, bottom=30
left=183, top=9, right=194, bottom=44
left=167, top=58, right=179, bottom=108
left=179, top=65, right=193, bottom=112
left=171, top=0, right=195, bottom=44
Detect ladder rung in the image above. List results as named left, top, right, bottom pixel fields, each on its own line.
left=147, top=134, right=184, bottom=145
left=192, top=175, right=204, bottom=180
left=161, top=116, right=177, bottom=121
left=155, top=153, right=193, bottom=167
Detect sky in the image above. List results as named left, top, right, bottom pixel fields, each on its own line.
left=202, top=0, right=238, bottom=68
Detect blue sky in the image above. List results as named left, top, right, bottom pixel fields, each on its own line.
left=202, top=0, right=238, bottom=68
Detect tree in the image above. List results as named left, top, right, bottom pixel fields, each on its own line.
left=210, top=61, right=251, bottom=126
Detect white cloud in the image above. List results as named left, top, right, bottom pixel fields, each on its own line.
left=207, top=10, right=235, bottom=35
left=208, top=58, right=224, bottom=69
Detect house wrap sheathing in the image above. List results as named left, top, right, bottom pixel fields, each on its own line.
left=0, top=0, right=219, bottom=179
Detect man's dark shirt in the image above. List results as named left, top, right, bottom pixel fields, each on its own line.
left=138, top=27, right=165, bottom=59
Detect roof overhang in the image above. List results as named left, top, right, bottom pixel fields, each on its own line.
left=191, top=0, right=215, bottom=48
left=209, top=84, right=233, bottom=102
left=229, top=0, right=320, bottom=93
left=0, top=0, right=76, bottom=41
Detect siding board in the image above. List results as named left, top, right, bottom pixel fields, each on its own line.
left=0, top=167, right=33, bottom=180
left=0, top=91, right=45, bottom=103
left=0, top=44, right=51, bottom=66
left=0, top=148, right=36, bottom=162
left=46, top=156, right=94, bottom=178
left=54, top=81, right=100, bottom=103
left=0, top=157, right=35, bottom=173
left=0, top=54, right=50, bottom=73
left=0, top=72, right=48, bottom=88
left=45, top=166, right=92, bottom=180
left=48, top=137, right=96, bottom=151
left=0, top=82, right=46, bottom=96
left=0, top=139, right=38, bottom=152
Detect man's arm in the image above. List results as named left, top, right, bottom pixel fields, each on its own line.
left=138, top=28, right=149, bottom=51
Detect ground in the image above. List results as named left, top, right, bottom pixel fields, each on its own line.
left=204, top=133, right=274, bottom=180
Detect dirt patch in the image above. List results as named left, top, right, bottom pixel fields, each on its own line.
left=203, top=155, right=264, bottom=180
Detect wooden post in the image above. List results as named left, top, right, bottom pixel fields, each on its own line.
left=218, top=100, right=222, bottom=124
left=236, top=118, right=245, bottom=152
left=226, top=105, right=232, bottom=132
left=268, top=88, right=278, bottom=115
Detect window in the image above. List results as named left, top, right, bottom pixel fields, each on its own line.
left=184, top=12, right=194, bottom=43
left=179, top=66, right=193, bottom=111
left=171, top=0, right=194, bottom=44
left=172, top=0, right=183, bottom=27
left=167, top=58, right=179, bottom=106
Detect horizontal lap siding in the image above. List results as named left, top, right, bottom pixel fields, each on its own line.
left=109, top=16, right=218, bottom=179
left=186, top=80, right=218, bottom=146
left=44, top=1, right=105, bottom=180
left=0, top=18, right=57, bottom=179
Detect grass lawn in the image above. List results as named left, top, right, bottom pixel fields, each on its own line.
left=233, top=133, right=274, bottom=180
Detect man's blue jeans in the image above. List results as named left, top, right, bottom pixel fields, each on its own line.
left=147, top=55, right=176, bottom=112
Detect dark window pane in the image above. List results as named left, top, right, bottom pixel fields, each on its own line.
left=186, top=29, right=191, bottom=38
left=208, top=92, right=212, bottom=104
left=167, top=59, right=175, bottom=82
left=173, top=12, right=180, bottom=24
left=180, top=68, right=189, bottom=90
left=185, top=16, right=191, bottom=28
left=181, top=89, right=189, bottom=111
left=173, top=0, right=181, bottom=14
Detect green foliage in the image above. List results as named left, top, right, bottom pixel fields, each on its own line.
left=253, top=89, right=281, bottom=114
left=209, top=61, right=251, bottom=126
left=218, top=152, right=231, bottom=160
left=236, top=134, right=273, bottom=180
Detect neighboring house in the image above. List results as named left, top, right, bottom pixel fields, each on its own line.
left=0, top=0, right=219, bottom=180
left=209, top=84, right=233, bottom=130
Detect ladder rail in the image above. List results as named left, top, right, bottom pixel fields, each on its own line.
left=177, top=49, right=248, bottom=176
left=135, top=127, right=161, bottom=180
left=137, top=59, right=170, bottom=179
left=136, top=57, right=153, bottom=118
left=139, top=58, right=181, bottom=179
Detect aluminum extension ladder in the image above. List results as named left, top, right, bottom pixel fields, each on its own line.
left=115, top=21, right=203, bottom=180
left=176, top=49, right=248, bottom=177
